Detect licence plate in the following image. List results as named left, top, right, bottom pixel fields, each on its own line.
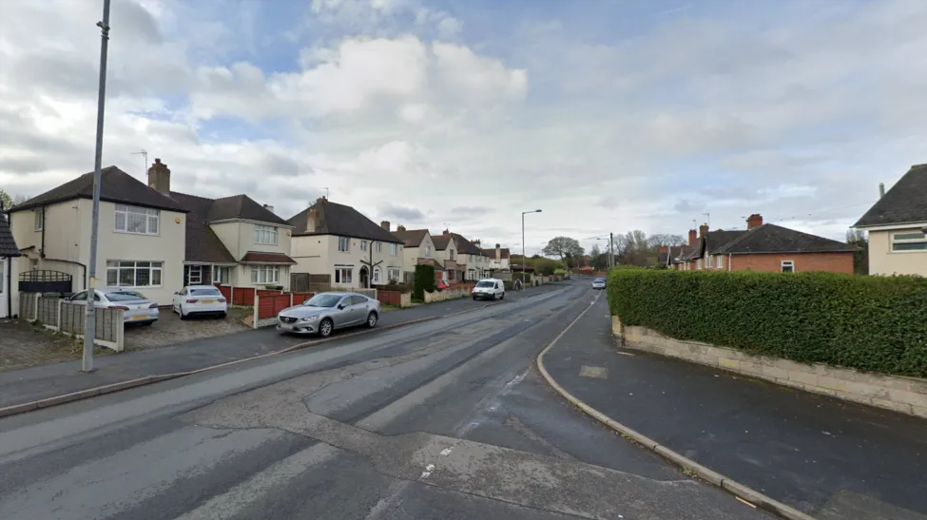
left=130, top=315, right=149, bottom=321
left=279, top=322, right=293, bottom=330
left=201, top=300, right=216, bottom=304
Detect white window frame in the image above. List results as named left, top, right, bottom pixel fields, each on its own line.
left=449, top=249, right=456, bottom=261
left=697, top=259, right=702, bottom=270
left=106, top=260, right=163, bottom=288
left=781, top=260, right=795, bottom=273
left=115, top=204, right=160, bottom=235
left=34, top=208, right=44, bottom=231
left=338, top=237, right=350, bottom=253
left=360, top=240, right=368, bottom=252
left=335, top=266, right=353, bottom=285
left=376, top=242, right=382, bottom=253
left=716, top=255, right=724, bottom=268
left=424, top=245, right=431, bottom=258
left=890, top=231, right=927, bottom=252
left=254, top=225, right=278, bottom=245
left=188, top=265, right=202, bottom=284
left=212, top=265, right=230, bottom=285
left=390, top=243, right=397, bottom=256
left=373, top=266, right=382, bottom=285
left=387, top=267, right=400, bottom=282
left=251, top=265, right=280, bottom=284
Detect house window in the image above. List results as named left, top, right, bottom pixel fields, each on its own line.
left=188, top=265, right=202, bottom=284
left=390, top=243, right=397, bottom=256
left=388, top=267, right=400, bottom=282
left=338, top=237, right=350, bottom=252
left=34, top=208, right=44, bottom=231
left=449, top=249, right=456, bottom=261
left=891, top=231, right=927, bottom=251
left=360, top=241, right=368, bottom=252
left=106, top=260, right=163, bottom=287
left=373, top=267, right=382, bottom=284
left=424, top=245, right=431, bottom=258
left=334, top=266, right=353, bottom=284
left=251, top=265, right=279, bottom=284
left=376, top=242, right=382, bottom=253
left=115, top=204, right=159, bottom=235
left=255, top=225, right=277, bottom=245
left=448, top=269, right=455, bottom=281
left=697, top=259, right=702, bottom=270
left=716, top=255, right=724, bottom=268
left=781, top=260, right=795, bottom=273
left=212, top=266, right=230, bottom=285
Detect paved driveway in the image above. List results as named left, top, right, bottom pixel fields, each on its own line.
left=124, top=306, right=251, bottom=349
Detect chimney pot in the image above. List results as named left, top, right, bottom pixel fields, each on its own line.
left=878, top=183, right=885, bottom=199
left=263, top=204, right=275, bottom=214
left=746, top=214, right=764, bottom=229
left=380, top=220, right=390, bottom=231
left=443, top=229, right=449, bottom=235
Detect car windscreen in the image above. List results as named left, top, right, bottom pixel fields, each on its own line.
left=304, top=294, right=342, bottom=307
left=594, top=278, right=605, bottom=283
left=106, top=291, right=147, bottom=301
left=476, top=281, right=495, bottom=288
left=190, top=288, right=221, bottom=296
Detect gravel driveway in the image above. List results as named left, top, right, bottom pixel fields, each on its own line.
left=124, top=307, right=251, bottom=349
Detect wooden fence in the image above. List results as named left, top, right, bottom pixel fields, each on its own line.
left=18, top=292, right=125, bottom=351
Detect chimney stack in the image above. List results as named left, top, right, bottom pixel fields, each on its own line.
left=879, top=182, right=885, bottom=199
left=147, top=158, right=171, bottom=195
left=699, top=223, right=708, bottom=239
left=397, top=224, right=406, bottom=232
left=472, top=239, right=480, bottom=246
left=263, top=204, right=275, bottom=214
left=443, top=229, right=450, bottom=235
left=495, top=243, right=501, bottom=261
left=747, top=214, right=763, bottom=229
left=380, top=220, right=390, bottom=231
left=688, top=229, right=697, bottom=245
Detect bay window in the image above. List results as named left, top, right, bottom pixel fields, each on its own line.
left=106, top=260, right=163, bottom=287
left=251, top=265, right=279, bottom=284
left=115, top=204, right=159, bottom=235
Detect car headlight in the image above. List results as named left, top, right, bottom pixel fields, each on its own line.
left=299, top=315, right=320, bottom=322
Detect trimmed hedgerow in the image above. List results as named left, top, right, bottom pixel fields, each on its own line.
left=607, top=268, right=927, bottom=377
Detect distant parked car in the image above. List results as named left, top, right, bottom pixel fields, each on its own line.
left=172, top=285, right=228, bottom=319
left=277, top=292, right=380, bottom=337
left=66, top=288, right=160, bottom=325
left=472, top=278, right=505, bottom=300
left=591, top=277, right=606, bottom=290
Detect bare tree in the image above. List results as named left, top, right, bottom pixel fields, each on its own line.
left=647, top=234, right=686, bottom=248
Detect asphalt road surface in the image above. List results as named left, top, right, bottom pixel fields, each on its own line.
left=0, top=281, right=771, bottom=520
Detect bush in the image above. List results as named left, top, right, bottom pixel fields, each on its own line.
left=607, top=268, right=927, bottom=377
left=414, top=264, right=435, bottom=300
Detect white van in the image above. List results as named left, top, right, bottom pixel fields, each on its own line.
left=472, top=278, right=505, bottom=301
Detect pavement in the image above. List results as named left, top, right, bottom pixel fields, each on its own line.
left=0, top=280, right=771, bottom=520
left=0, top=284, right=562, bottom=409
left=541, top=292, right=927, bottom=520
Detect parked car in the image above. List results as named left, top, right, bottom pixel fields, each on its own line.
left=66, top=288, right=159, bottom=325
left=472, top=278, right=505, bottom=300
left=277, top=292, right=380, bottom=337
left=172, top=285, right=228, bottom=319
left=591, top=277, right=606, bottom=290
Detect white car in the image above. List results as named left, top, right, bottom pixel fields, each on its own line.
left=472, top=278, right=505, bottom=301
left=172, top=285, right=228, bottom=319
left=66, top=289, right=160, bottom=325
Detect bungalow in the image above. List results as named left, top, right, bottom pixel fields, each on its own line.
left=1, top=206, right=22, bottom=318
left=854, top=163, right=927, bottom=276
left=287, top=197, right=405, bottom=289
left=7, top=165, right=188, bottom=305
left=145, top=159, right=297, bottom=289
left=673, top=215, right=856, bottom=273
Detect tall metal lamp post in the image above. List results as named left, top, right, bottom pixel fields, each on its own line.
left=83, top=0, right=112, bottom=373
left=522, top=209, right=542, bottom=285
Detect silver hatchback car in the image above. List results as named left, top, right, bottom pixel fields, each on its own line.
left=277, top=292, right=381, bottom=337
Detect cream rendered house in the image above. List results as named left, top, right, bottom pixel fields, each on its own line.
left=482, top=244, right=511, bottom=271
left=8, top=166, right=188, bottom=305
left=854, top=163, right=927, bottom=276
left=288, top=198, right=405, bottom=289
left=1, top=209, right=22, bottom=318
left=392, top=226, right=436, bottom=281
left=432, top=231, right=461, bottom=282
left=144, top=159, right=296, bottom=289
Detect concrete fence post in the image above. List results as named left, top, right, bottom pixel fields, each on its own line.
left=252, top=294, right=259, bottom=329
left=56, top=299, right=63, bottom=332
left=115, top=309, right=125, bottom=352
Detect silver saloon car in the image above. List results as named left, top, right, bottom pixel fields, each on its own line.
left=66, top=288, right=160, bottom=324
left=276, top=292, right=381, bottom=337
left=591, top=277, right=606, bottom=290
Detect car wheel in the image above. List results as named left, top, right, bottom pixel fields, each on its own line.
left=219, top=312, right=227, bottom=319
left=366, top=312, right=378, bottom=328
left=319, top=318, right=333, bottom=338
left=500, top=292, right=505, bottom=300
left=179, top=306, right=187, bottom=320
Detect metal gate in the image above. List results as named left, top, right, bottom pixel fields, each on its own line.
left=19, top=270, right=73, bottom=294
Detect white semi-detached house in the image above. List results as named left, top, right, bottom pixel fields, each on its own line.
left=7, top=165, right=189, bottom=305
left=287, top=197, right=405, bottom=289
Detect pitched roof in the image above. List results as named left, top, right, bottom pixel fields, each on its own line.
left=432, top=234, right=454, bottom=251
left=10, top=166, right=187, bottom=213
left=202, top=194, right=288, bottom=225
left=482, top=247, right=511, bottom=259
left=167, top=192, right=236, bottom=264
left=450, top=233, right=483, bottom=255
left=704, top=230, right=747, bottom=254
left=287, top=198, right=403, bottom=244
left=0, top=213, right=21, bottom=257
left=393, top=228, right=429, bottom=247
left=240, top=251, right=296, bottom=264
left=854, top=163, right=927, bottom=228
left=714, top=223, right=857, bottom=254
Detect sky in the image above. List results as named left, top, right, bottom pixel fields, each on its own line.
left=0, top=0, right=924, bottom=255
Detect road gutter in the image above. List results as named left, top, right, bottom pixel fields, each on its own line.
left=535, top=293, right=817, bottom=520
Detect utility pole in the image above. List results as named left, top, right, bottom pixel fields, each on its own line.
left=83, top=0, right=111, bottom=373
left=609, top=232, right=614, bottom=268
left=521, top=209, right=542, bottom=285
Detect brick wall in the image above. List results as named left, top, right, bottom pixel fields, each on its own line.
left=730, top=252, right=854, bottom=274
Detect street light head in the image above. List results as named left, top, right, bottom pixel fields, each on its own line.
left=535, top=209, right=542, bottom=213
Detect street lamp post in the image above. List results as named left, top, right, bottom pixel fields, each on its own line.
left=522, top=209, right=542, bottom=287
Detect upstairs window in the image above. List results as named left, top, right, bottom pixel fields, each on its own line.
left=360, top=241, right=368, bottom=252
left=376, top=242, right=382, bottom=253
left=390, top=243, right=397, bottom=256
left=115, top=204, right=159, bottom=235
left=338, top=237, right=350, bottom=252
left=255, top=225, right=277, bottom=245
left=34, top=208, right=44, bottom=231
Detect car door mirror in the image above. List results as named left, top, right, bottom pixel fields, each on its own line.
left=337, top=303, right=345, bottom=310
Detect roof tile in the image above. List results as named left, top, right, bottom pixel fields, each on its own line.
left=855, top=164, right=927, bottom=227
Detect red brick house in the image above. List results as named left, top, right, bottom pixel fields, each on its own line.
left=671, top=214, right=856, bottom=273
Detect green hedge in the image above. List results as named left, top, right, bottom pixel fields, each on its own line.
left=607, top=268, right=927, bottom=377
left=414, top=264, right=435, bottom=300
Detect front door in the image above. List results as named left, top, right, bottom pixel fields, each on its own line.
left=359, top=266, right=369, bottom=288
